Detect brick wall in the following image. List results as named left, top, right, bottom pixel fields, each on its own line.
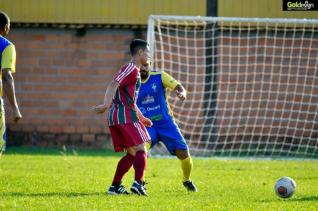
left=5, top=28, right=138, bottom=147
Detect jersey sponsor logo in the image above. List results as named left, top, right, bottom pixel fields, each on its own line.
left=139, top=107, right=146, bottom=114
left=147, top=105, right=160, bottom=111
left=141, top=95, right=155, bottom=104
left=151, top=83, right=157, bottom=92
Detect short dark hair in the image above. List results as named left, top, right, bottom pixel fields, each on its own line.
left=0, top=11, right=9, bottom=30
left=130, top=39, right=148, bottom=56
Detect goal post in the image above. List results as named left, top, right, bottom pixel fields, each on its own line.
left=147, top=15, right=318, bottom=158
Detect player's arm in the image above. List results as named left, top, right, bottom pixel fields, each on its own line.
left=1, top=44, right=22, bottom=122
left=162, top=71, right=187, bottom=101
left=92, top=80, right=119, bottom=114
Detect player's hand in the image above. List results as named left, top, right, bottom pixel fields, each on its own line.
left=176, top=89, right=186, bottom=101
left=134, top=104, right=152, bottom=127
left=137, top=112, right=153, bottom=127
left=13, top=108, right=22, bottom=123
left=92, top=104, right=108, bottom=114
left=140, top=116, right=153, bottom=127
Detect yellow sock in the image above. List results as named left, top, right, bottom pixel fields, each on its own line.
left=180, top=156, right=193, bottom=182
left=145, top=142, right=151, bottom=151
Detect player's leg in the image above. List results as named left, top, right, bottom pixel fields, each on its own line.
left=139, top=126, right=158, bottom=189
left=132, top=142, right=147, bottom=183
left=0, top=99, right=6, bottom=158
left=107, top=125, right=131, bottom=195
left=175, top=149, right=192, bottom=181
left=145, top=126, right=159, bottom=154
left=175, top=149, right=197, bottom=192
left=123, top=122, right=151, bottom=196
left=158, top=121, right=198, bottom=192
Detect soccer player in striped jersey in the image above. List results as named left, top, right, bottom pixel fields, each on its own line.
left=93, top=39, right=152, bottom=196
left=0, top=11, right=22, bottom=156
left=137, top=63, right=198, bottom=192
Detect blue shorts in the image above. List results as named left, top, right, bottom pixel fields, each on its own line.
left=147, top=120, right=188, bottom=155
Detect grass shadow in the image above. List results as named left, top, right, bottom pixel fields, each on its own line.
left=0, top=192, right=105, bottom=198
left=257, top=195, right=318, bottom=203
left=3, top=147, right=123, bottom=157
left=290, top=195, right=318, bottom=202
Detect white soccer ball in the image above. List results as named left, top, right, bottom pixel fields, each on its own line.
left=274, top=176, right=296, bottom=198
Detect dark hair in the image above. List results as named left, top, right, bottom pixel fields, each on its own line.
left=130, top=39, right=148, bottom=56
left=0, top=11, right=9, bottom=30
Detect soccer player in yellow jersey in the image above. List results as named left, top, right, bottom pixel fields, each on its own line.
left=137, top=63, right=198, bottom=192
left=0, top=11, right=22, bottom=155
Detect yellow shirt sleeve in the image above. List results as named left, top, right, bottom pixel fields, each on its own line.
left=162, top=71, right=180, bottom=90
left=1, top=44, right=16, bottom=73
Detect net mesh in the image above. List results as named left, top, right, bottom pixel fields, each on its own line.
left=147, top=16, right=318, bottom=158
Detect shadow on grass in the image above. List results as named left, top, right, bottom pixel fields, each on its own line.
left=0, top=192, right=105, bottom=198
left=290, top=195, right=318, bottom=202
left=257, top=195, right=318, bottom=203
left=3, top=147, right=123, bottom=157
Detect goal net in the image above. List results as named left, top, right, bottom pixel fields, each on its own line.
left=147, top=15, right=318, bottom=158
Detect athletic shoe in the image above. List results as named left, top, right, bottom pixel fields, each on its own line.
left=130, top=181, right=148, bottom=196
left=183, top=180, right=198, bottom=192
left=142, top=181, right=148, bottom=190
left=107, top=184, right=129, bottom=195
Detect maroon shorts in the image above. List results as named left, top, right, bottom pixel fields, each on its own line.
left=109, top=122, right=151, bottom=152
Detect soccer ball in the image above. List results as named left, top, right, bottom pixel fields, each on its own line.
left=274, top=176, right=296, bottom=198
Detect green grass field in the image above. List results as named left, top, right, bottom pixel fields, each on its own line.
left=0, top=147, right=317, bottom=210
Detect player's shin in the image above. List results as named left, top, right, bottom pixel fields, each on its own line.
left=112, top=153, right=134, bottom=186
left=180, top=156, right=193, bottom=182
left=133, top=150, right=147, bottom=183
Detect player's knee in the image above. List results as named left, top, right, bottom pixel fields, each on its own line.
left=134, top=143, right=147, bottom=153
left=175, top=149, right=189, bottom=160
left=126, top=147, right=136, bottom=156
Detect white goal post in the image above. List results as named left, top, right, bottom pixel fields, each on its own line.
left=147, top=15, right=318, bottom=158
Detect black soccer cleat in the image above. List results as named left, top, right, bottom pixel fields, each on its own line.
left=183, top=180, right=198, bottom=192
left=130, top=181, right=148, bottom=196
left=142, top=181, right=148, bottom=190
left=107, top=184, right=129, bottom=195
